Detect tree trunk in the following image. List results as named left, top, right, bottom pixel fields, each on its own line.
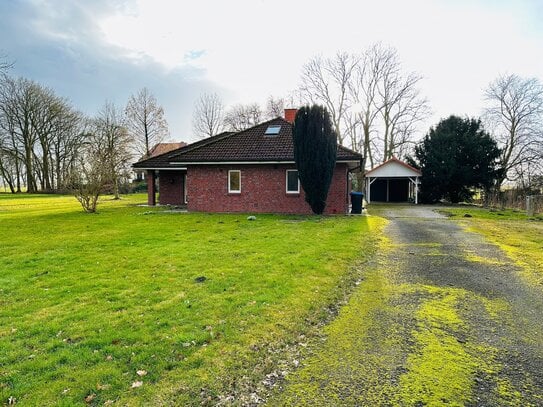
left=113, top=176, right=120, bottom=200
left=25, top=144, right=36, bottom=193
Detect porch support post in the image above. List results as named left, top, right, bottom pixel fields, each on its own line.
left=147, top=170, right=156, bottom=206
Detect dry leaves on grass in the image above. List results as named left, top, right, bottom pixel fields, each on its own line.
left=84, top=393, right=96, bottom=403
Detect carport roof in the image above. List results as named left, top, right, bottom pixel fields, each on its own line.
left=365, top=157, right=422, bottom=178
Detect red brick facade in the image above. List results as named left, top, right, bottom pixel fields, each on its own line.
left=180, top=164, right=349, bottom=214
left=135, top=116, right=362, bottom=213
left=158, top=171, right=186, bottom=205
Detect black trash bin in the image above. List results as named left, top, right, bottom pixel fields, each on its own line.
left=350, top=191, right=364, bottom=214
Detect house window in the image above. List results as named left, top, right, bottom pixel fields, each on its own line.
left=228, top=170, right=241, bottom=193
left=286, top=170, right=300, bottom=194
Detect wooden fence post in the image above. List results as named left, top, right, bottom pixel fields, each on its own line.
left=526, top=195, right=534, bottom=217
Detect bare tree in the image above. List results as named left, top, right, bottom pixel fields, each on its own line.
left=298, top=52, right=359, bottom=145
left=223, top=103, right=262, bottom=131
left=264, top=96, right=285, bottom=119
left=29, top=86, right=82, bottom=191
left=484, top=74, right=543, bottom=187
left=50, top=108, right=83, bottom=191
left=347, top=44, right=388, bottom=169
left=192, top=93, right=224, bottom=139
left=68, top=144, right=108, bottom=213
left=93, top=101, right=132, bottom=199
left=0, top=76, right=83, bottom=193
left=0, top=134, right=18, bottom=193
left=0, top=77, right=40, bottom=192
left=361, top=45, right=430, bottom=163
left=378, top=71, right=430, bottom=162
left=298, top=45, right=429, bottom=169
left=125, top=87, right=169, bottom=158
left=0, top=53, right=13, bottom=77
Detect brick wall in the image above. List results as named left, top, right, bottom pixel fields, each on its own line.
left=158, top=171, right=185, bottom=205
left=186, top=164, right=349, bottom=214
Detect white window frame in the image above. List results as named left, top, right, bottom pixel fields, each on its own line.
left=286, top=169, right=300, bottom=194
left=228, top=170, right=241, bottom=193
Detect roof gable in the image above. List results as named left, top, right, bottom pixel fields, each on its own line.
left=365, top=157, right=422, bottom=177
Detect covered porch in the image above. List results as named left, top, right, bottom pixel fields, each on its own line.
left=146, top=169, right=187, bottom=206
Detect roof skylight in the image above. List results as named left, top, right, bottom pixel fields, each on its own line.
left=264, top=125, right=281, bottom=135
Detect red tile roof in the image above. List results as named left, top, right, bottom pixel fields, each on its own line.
left=148, top=142, right=186, bottom=157
left=133, top=118, right=362, bottom=169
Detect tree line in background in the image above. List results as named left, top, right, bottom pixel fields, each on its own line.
left=192, top=44, right=542, bottom=201
left=412, top=74, right=543, bottom=203
left=192, top=94, right=289, bottom=137
left=0, top=57, right=169, bottom=209
left=2, top=44, right=542, bottom=207
left=192, top=44, right=431, bottom=173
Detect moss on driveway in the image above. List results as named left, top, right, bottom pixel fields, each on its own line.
left=270, top=206, right=543, bottom=406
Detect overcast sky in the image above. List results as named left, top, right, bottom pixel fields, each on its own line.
left=1, top=0, right=542, bottom=143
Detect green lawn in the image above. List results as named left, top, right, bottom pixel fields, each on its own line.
left=0, top=194, right=381, bottom=405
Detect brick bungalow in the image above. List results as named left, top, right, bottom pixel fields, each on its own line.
left=133, top=109, right=362, bottom=214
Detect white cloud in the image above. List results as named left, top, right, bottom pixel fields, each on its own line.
left=98, top=0, right=543, bottom=107
left=4, top=0, right=543, bottom=139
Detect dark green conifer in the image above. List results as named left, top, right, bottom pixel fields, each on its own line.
left=414, top=115, right=501, bottom=203
left=292, top=105, right=338, bottom=214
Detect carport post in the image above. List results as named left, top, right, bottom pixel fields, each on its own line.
left=408, top=176, right=419, bottom=204
left=386, top=179, right=390, bottom=202
left=366, top=177, right=377, bottom=203
left=415, top=176, right=418, bottom=204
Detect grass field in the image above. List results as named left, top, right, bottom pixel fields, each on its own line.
left=0, top=193, right=382, bottom=405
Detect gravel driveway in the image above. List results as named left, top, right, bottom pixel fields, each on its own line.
left=271, top=205, right=543, bottom=406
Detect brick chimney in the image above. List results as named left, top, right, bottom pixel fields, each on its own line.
left=284, top=108, right=297, bottom=124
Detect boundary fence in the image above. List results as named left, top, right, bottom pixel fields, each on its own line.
left=526, top=195, right=543, bottom=216
left=478, top=190, right=543, bottom=216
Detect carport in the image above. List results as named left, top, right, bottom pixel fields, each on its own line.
left=365, top=157, right=421, bottom=204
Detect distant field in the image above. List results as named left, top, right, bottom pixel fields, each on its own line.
left=0, top=193, right=381, bottom=405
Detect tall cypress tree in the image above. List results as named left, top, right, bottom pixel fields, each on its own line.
left=292, top=105, right=338, bottom=214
